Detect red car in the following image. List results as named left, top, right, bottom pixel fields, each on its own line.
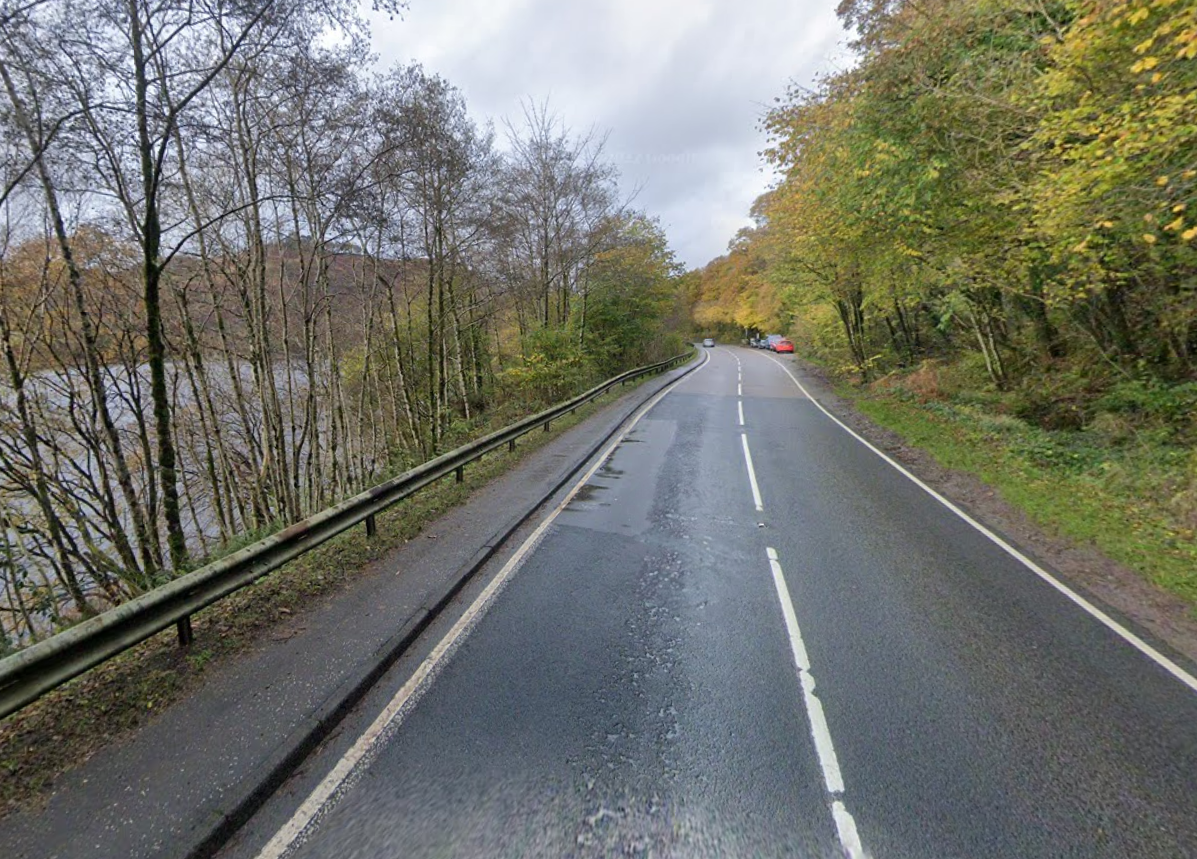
left=773, top=338, right=794, bottom=353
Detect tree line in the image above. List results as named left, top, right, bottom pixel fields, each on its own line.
left=0, top=0, right=684, bottom=648
left=690, top=0, right=1196, bottom=402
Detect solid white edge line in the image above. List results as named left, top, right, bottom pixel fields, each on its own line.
left=740, top=434, right=764, bottom=511
left=761, top=354, right=1197, bottom=695
left=255, top=354, right=711, bottom=859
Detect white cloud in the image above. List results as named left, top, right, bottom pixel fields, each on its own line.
left=367, top=0, right=851, bottom=268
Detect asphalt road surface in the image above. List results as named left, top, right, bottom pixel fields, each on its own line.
left=229, top=347, right=1197, bottom=858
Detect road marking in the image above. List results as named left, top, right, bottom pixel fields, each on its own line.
left=833, top=800, right=867, bottom=859
left=761, top=354, right=1197, bottom=695
left=741, top=434, right=764, bottom=511
left=254, top=356, right=710, bottom=859
left=767, top=546, right=868, bottom=859
left=738, top=400, right=744, bottom=426
left=767, top=548, right=841, bottom=792
left=737, top=382, right=742, bottom=396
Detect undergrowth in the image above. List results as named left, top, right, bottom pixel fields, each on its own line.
left=847, top=357, right=1197, bottom=610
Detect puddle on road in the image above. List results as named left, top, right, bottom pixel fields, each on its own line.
left=572, top=483, right=609, bottom=503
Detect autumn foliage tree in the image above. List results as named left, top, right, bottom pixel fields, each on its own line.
left=1029, top=0, right=1197, bottom=372
left=0, top=2, right=685, bottom=649
left=697, top=0, right=1196, bottom=397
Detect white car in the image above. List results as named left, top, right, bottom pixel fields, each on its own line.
left=702, top=338, right=715, bottom=348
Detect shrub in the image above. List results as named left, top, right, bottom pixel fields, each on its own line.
left=499, top=327, right=595, bottom=406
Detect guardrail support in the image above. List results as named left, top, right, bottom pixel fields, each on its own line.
left=176, top=616, right=193, bottom=648
left=544, top=420, right=551, bottom=432
left=455, top=465, right=464, bottom=483
left=508, top=438, right=515, bottom=453
left=365, top=513, right=377, bottom=538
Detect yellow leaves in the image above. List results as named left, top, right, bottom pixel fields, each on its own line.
left=1156, top=175, right=1170, bottom=185
left=1168, top=19, right=1197, bottom=58
left=1183, top=226, right=1197, bottom=241
left=1164, top=216, right=1186, bottom=231
left=1143, top=233, right=1159, bottom=243
left=1127, top=8, right=1151, bottom=25
left=1154, top=17, right=1178, bottom=36
left=1174, top=203, right=1187, bottom=213
left=1134, top=37, right=1156, bottom=54
left=1131, top=55, right=1161, bottom=72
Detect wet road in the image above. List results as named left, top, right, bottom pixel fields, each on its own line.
left=231, top=347, right=1197, bottom=858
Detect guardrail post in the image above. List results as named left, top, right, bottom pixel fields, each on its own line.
left=365, top=513, right=377, bottom=538
left=544, top=419, right=551, bottom=432
left=508, top=438, right=515, bottom=453
left=455, top=465, right=464, bottom=483
left=177, top=616, right=193, bottom=647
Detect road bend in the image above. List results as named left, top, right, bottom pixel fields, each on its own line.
left=228, top=346, right=1197, bottom=859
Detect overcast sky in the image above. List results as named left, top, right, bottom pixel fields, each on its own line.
left=365, top=0, right=852, bottom=270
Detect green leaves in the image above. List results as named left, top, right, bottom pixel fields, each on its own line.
left=701, top=0, right=1197, bottom=382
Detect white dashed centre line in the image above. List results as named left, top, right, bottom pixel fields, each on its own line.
left=767, top=547, right=868, bottom=859
left=740, top=434, right=764, bottom=511
left=738, top=400, right=744, bottom=427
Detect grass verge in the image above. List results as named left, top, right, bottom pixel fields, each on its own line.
left=844, top=388, right=1197, bottom=610
left=0, top=376, right=655, bottom=815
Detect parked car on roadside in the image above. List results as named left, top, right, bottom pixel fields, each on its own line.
left=764, top=334, right=783, bottom=351
left=773, top=338, right=794, bottom=353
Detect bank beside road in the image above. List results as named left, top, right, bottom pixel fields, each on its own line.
left=785, top=350, right=1197, bottom=672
